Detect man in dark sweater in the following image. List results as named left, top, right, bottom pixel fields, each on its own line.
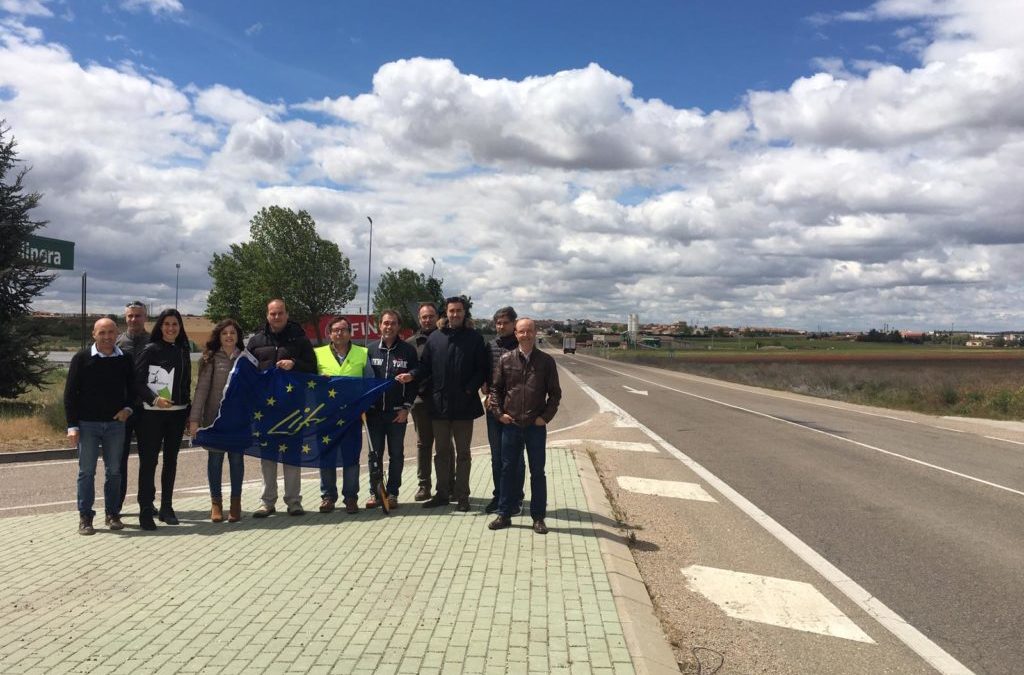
left=114, top=299, right=149, bottom=515
left=65, top=318, right=135, bottom=535
left=245, top=298, right=316, bottom=517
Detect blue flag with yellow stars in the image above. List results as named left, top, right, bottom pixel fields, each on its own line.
left=194, top=352, right=393, bottom=468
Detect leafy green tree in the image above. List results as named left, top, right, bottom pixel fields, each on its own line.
left=371, top=267, right=445, bottom=328
left=206, top=206, right=357, bottom=331
left=0, top=123, right=53, bottom=398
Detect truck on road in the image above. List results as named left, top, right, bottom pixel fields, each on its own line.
left=563, top=336, right=576, bottom=354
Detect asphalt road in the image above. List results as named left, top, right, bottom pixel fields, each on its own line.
left=557, top=352, right=1023, bottom=675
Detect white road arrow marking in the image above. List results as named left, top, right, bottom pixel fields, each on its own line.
left=623, top=385, right=648, bottom=396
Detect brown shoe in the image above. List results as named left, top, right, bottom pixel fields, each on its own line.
left=78, top=515, right=95, bottom=535
left=532, top=519, right=548, bottom=535
left=319, top=498, right=336, bottom=513
left=414, top=486, right=430, bottom=501
left=211, top=499, right=224, bottom=522
left=344, top=498, right=359, bottom=514
left=488, top=515, right=510, bottom=531
left=105, top=514, right=124, bottom=531
left=365, top=494, right=378, bottom=509
left=228, top=497, right=241, bottom=522
left=388, top=495, right=399, bottom=510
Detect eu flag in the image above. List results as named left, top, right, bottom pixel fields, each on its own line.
left=194, top=352, right=393, bottom=468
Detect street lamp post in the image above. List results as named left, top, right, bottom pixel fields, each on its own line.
left=365, top=217, right=373, bottom=346
left=430, top=257, right=436, bottom=279
left=174, top=263, right=181, bottom=309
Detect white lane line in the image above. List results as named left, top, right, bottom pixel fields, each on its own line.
left=682, top=565, right=874, bottom=643
left=561, top=367, right=974, bottom=675
left=617, top=476, right=716, bottom=502
left=623, top=385, right=648, bottom=395
left=554, top=439, right=660, bottom=453
left=576, top=358, right=1024, bottom=499
left=985, top=436, right=1024, bottom=446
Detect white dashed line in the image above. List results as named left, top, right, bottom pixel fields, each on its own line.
left=617, top=476, right=717, bottom=502
left=682, top=565, right=874, bottom=643
left=553, top=439, right=660, bottom=453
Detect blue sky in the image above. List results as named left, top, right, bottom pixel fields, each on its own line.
left=48, top=1, right=917, bottom=111
left=2, top=0, right=1023, bottom=330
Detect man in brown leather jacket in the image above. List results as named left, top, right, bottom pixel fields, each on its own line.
left=486, top=318, right=561, bottom=534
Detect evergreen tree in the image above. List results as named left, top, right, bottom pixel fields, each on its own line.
left=0, top=122, right=53, bottom=397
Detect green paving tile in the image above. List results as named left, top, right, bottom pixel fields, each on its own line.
left=0, top=447, right=640, bottom=674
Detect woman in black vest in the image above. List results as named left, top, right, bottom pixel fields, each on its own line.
left=134, top=308, right=192, bottom=530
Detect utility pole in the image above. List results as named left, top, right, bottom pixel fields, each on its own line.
left=365, top=216, right=373, bottom=346
left=174, top=262, right=180, bottom=309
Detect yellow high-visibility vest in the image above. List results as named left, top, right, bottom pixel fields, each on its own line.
left=314, top=343, right=368, bottom=377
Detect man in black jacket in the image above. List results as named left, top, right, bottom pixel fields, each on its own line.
left=366, top=309, right=418, bottom=509
left=415, top=296, right=489, bottom=511
left=246, top=298, right=316, bottom=517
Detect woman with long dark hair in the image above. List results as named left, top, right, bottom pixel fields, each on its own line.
left=134, top=308, right=192, bottom=530
left=188, top=318, right=244, bottom=522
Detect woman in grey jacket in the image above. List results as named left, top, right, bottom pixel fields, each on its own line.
left=188, top=319, right=244, bottom=522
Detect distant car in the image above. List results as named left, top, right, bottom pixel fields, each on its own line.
left=563, top=336, right=576, bottom=354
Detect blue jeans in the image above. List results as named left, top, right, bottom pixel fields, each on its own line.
left=77, top=420, right=126, bottom=517
left=487, top=411, right=524, bottom=506
left=367, top=415, right=407, bottom=497
left=207, top=450, right=244, bottom=500
left=498, top=424, right=547, bottom=520
left=320, top=450, right=359, bottom=502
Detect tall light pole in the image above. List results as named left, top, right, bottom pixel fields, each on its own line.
left=174, top=263, right=181, bottom=309
left=430, top=257, right=436, bottom=279
left=365, top=216, right=373, bottom=346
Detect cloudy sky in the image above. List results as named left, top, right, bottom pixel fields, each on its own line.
left=1, top=0, right=1022, bottom=330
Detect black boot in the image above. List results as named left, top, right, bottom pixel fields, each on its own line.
left=139, top=507, right=157, bottom=531
left=158, top=504, right=179, bottom=525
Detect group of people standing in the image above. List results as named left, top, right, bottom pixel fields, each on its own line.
left=65, top=295, right=562, bottom=536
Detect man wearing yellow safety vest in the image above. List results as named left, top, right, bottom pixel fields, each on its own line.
left=314, top=316, right=373, bottom=514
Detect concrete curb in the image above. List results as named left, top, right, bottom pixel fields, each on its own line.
left=0, top=447, right=78, bottom=464
left=573, top=446, right=682, bottom=674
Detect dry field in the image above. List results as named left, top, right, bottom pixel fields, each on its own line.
left=612, top=349, right=1024, bottom=420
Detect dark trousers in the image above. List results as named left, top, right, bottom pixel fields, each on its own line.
left=432, top=419, right=473, bottom=500
left=487, top=411, right=523, bottom=506
left=117, top=408, right=141, bottom=512
left=412, top=402, right=448, bottom=489
left=367, top=414, right=408, bottom=498
left=136, top=409, right=188, bottom=512
left=498, top=424, right=547, bottom=520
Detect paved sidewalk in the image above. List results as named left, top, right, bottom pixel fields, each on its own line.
left=0, top=444, right=677, bottom=674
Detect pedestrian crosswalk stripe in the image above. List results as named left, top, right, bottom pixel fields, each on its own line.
left=616, top=476, right=717, bottom=502
left=681, top=565, right=875, bottom=643
left=551, top=439, right=659, bottom=453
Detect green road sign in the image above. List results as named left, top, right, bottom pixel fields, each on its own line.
left=21, top=234, right=75, bottom=270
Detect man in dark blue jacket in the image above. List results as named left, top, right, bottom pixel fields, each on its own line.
left=366, top=309, right=418, bottom=509
left=245, top=298, right=316, bottom=517
left=415, top=296, right=488, bottom=511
